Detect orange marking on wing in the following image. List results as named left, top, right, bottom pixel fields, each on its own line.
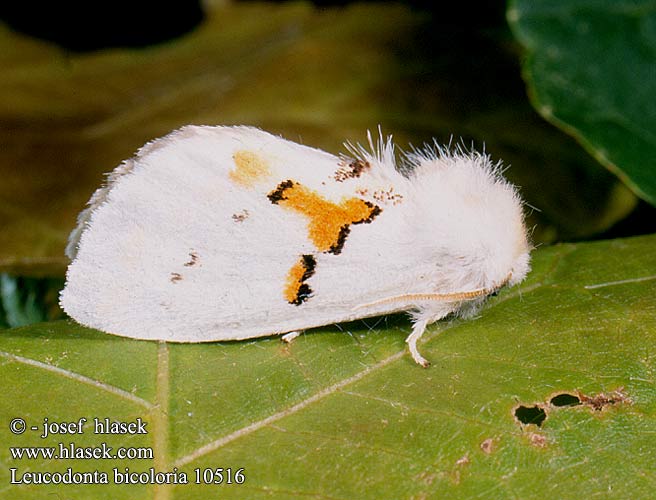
left=268, top=181, right=381, bottom=254
left=229, top=150, right=271, bottom=187
left=284, top=255, right=316, bottom=305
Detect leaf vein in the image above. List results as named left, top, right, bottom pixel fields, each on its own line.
left=0, top=350, right=153, bottom=409
left=584, top=275, right=656, bottom=290
left=173, top=349, right=406, bottom=467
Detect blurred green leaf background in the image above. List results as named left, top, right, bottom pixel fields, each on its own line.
left=509, top=0, right=656, bottom=206
left=1, top=1, right=655, bottom=498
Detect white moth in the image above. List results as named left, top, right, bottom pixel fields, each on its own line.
left=60, top=126, right=531, bottom=367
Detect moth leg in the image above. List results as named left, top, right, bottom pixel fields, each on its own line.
left=281, top=331, right=302, bottom=343
left=406, top=318, right=430, bottom=368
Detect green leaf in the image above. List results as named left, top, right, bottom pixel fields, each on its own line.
left=0, top=274, right=65, bottom=328
left=508, top=0, right=656, bottom=205
left=0, top=2, right=637, bottom=278
left=1, top=233, right=655, bottom=499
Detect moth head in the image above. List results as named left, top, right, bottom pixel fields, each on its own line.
left=507, top=247, right=531, bottom=286
left=407, top=146, right=532, bottom=292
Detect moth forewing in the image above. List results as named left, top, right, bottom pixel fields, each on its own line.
left=61, top=126, right=531, bottom=366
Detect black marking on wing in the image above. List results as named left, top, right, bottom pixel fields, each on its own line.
left=267, top=179, right=295, bottom=204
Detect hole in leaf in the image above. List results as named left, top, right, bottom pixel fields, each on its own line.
left=514, top=405, right=546, bottom=426
left=550, top=393, right=581, bottom=407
